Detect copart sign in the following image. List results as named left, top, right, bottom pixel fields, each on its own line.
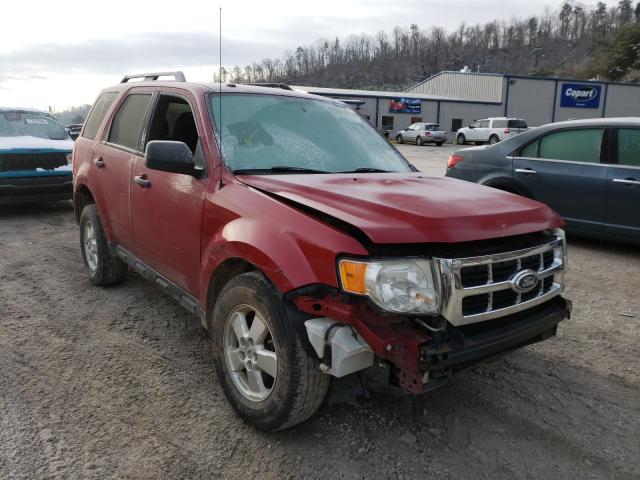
left=560, top=83, right=602, bottom=109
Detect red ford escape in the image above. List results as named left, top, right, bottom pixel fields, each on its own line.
left=73, top=72, right=571, bottom=431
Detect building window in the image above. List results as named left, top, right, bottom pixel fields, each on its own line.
left=410, top=116, right=423, bottom=124
left=381, top=116, right=394, bottom=131
left=451, top=118, right=463, bottom=132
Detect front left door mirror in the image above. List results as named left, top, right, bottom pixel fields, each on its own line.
left=145, top=140, right=199, bottom=176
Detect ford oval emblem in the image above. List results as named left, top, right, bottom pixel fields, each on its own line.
left=510, top=269, right=539, bottom=294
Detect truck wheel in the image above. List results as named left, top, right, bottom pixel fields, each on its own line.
left=396, top=134, right=404, bottom=144
left=79, top=204, right=128, bottom=286
left=211, top=272, right=330, bottom=431
left=416, top=136, right=424, bottom=146
left=456, top=134, right=466, bottom=145
left=489, top=135, right=499, bottom=145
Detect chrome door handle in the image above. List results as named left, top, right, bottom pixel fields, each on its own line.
left=515, top=168, right=537, bottom=174
left=133, top=175, right=151, bottom=188
left=94, top=157, right=105, bottom=168
left=613, top=178, right=640, bottom=186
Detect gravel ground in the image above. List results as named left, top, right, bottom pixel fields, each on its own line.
left=1, top=150, right=639, bottom=479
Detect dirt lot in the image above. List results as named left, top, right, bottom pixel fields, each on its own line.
left=1, top=149, right=639, bottom=479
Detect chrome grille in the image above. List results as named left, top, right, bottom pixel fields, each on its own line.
left=435, top=234, right=565, bottom=326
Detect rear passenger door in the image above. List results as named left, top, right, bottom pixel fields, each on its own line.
left=512, top=128, right=608, bottom=231
left=89, top=91, right=153, bottom=247
left=130, top=92, right=209, bottom=296
left=605, top=128, right=640, bottom=237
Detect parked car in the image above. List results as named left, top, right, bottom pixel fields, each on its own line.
left=446, top=118, right=640, bottom=244
left=396, top=123, right=446, bottom=146
left=0, top=107, right=74, bottom=204
left=73, top=71, right=571, bottom=431
left=65, top=123, right=83, bottom=140
left=456, top=117, right=528, bottom=145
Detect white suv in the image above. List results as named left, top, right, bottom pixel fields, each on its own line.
left=456, top=117, right=528, bottom=145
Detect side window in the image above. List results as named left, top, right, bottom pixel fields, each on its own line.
left=538, top=129, right=604, bottom=163
left=147, top=95, right=199, bottom=154
left=82, top=92, right=117, bottom=140
left=492, top=120, right=507, bottom=129
left=520, top=140, right=539, bottom=158
left=470, top=121, right=480, bottom=128
left=108, top=94, right=152, bottom=151
left=618, top=129, right=640, bottom=167
left=479, top=120, right=490, bottom=128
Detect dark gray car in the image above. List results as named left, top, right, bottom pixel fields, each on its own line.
left=445, top=118, right=640, bottom=243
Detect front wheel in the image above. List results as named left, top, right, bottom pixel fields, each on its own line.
left=79, top=204, right=128, bottom=286
left=211, top=272, right=330, bottom=431
left=456, top=134, right=466, bottom=145
left=396, top=135, right=404, bottom=144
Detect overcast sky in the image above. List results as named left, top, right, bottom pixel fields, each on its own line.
left=0, top=0, right=614, bottom=111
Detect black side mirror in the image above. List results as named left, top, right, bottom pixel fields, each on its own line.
left=145, top=140, right=199, bottom=176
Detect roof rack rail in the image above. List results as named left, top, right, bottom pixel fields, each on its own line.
left=244, top=83, right=293, bottom=91
left=121, top=71, right=186, bottom=83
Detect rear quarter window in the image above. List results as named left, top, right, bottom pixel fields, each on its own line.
left=82, top=92, right=118, bottom=140
left=509, top=119, right=528, bottom=129
left=492, top=120, right=507, bottom=128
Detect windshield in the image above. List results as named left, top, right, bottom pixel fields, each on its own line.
left=0, top=111, right=69, bottom=140
left=210, top=94, right=412, bottom=173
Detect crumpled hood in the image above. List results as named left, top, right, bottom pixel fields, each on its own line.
left=237, top=173, right=563, bottom=244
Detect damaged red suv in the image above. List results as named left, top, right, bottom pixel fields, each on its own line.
left=73, top=72, right=571, bottom=431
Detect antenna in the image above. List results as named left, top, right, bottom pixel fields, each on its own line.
left=218, top=7, right=223, bottom=164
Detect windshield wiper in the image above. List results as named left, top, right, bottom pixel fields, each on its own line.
left=233, top=165, right=330, bottom=174
left=337, top=167, right=392, bottom=173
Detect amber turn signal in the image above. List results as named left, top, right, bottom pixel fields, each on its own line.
left=338, top=260, right=368, bottom=294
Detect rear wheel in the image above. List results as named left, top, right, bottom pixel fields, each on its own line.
left=456, top=134, right=466, bottom=145
left=211, top=272, right=330, bottom=431
left=416, top=136, right=424, bottom=146
left=79, top=204, right=127, bottom=286
left=396, top=135, right=404, bottom=144
left=489, top=135, right=500, bottom=145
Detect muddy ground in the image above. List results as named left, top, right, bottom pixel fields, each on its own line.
left=1, top=150, right=638, bottom=479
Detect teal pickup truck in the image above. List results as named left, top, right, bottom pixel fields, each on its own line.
left=0, top=108, right=74, bottom=204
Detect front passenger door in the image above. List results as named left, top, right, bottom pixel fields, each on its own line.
left=606, top=128, right=640, bottom=238
left=512, top=128, right=607, bottom=231
left=130, top=93, right=209, bottom=296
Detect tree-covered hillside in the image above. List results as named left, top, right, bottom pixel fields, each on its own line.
left=219, top=1, right=640, bottom=89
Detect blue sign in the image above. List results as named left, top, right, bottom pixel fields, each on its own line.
left=560, top=83, right=601, bottom=109
left=390, top=97, right=421, bottom=114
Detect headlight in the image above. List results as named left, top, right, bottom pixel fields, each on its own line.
left=338, top=258, right=440, bottom=314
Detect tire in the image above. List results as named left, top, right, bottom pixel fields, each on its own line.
left=211, top=272, right=330, bottom=431
left=396, top=135, right=404, bottom=144
left=416, top=136, right=424, bottom=146
left=79, top=204, right=128, bottom=286
left=436, top=142, right=444, bottom=147
left=489, top=135, right=499, bottom=145
left=456, top=134, right=466, bottom=145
